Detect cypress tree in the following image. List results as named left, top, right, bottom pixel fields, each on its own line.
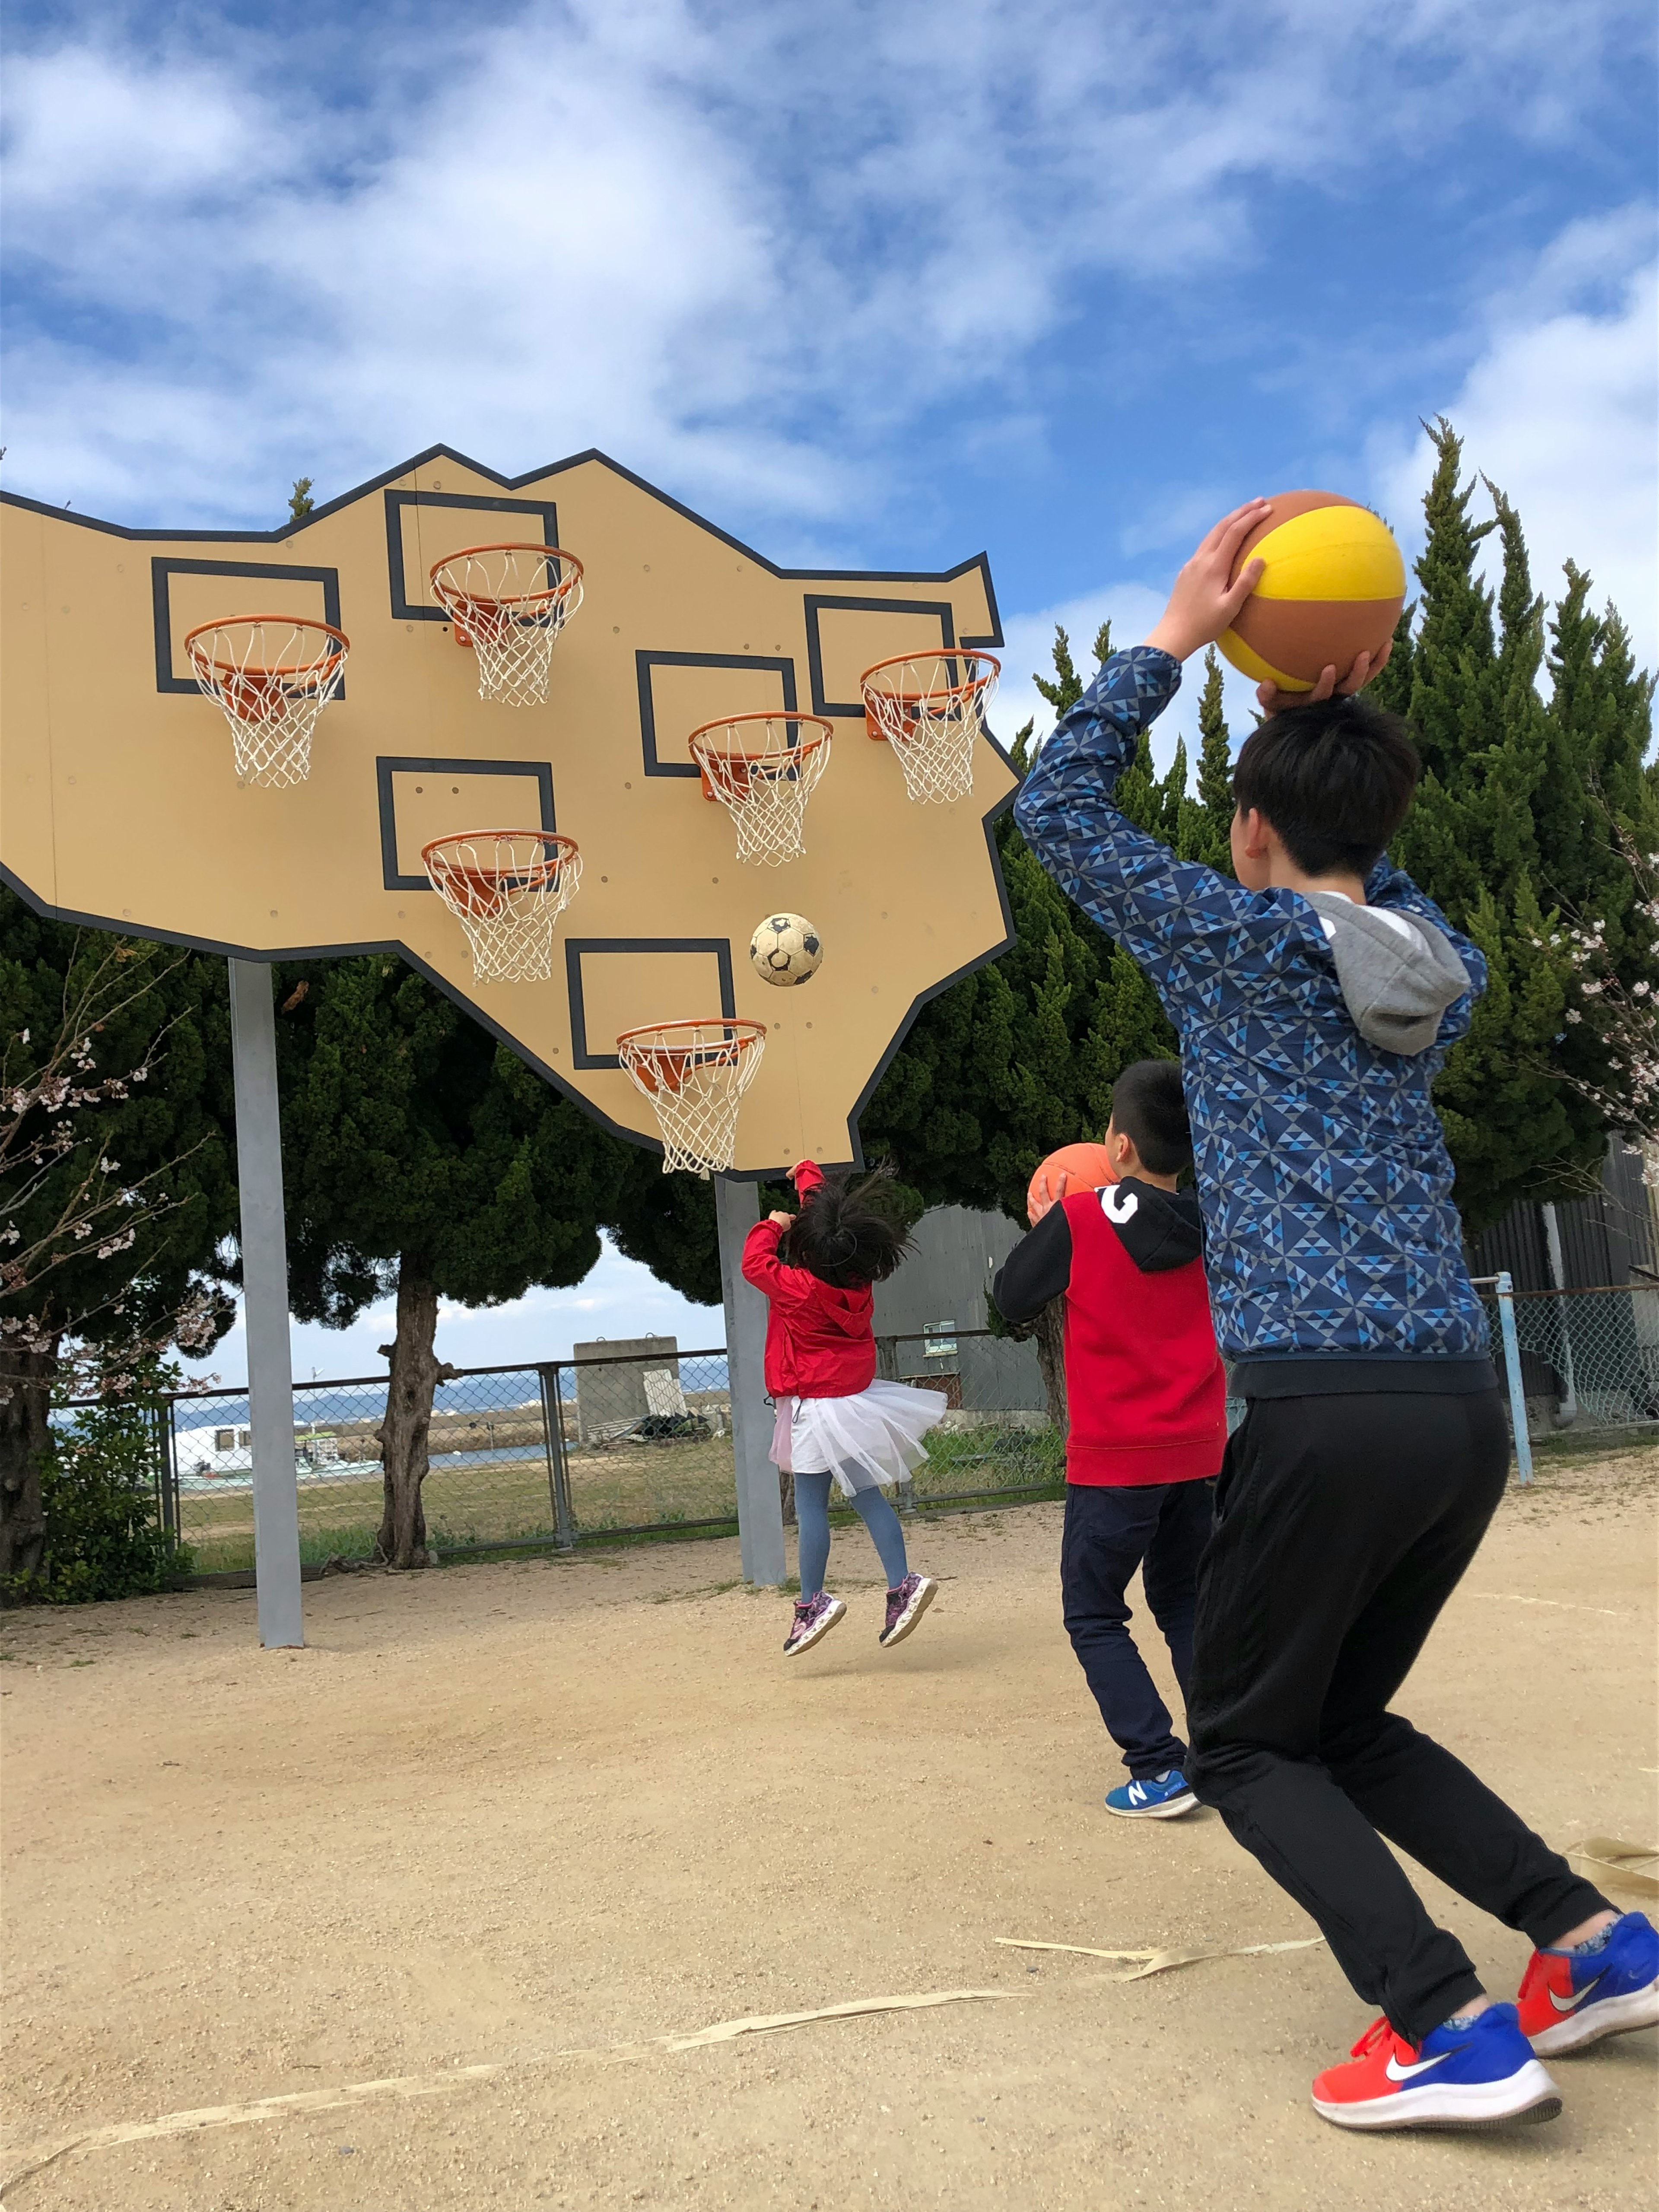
left=1391, top=420, right=1658, bottom=1224
left=272, top=958, right=635, bottom=1567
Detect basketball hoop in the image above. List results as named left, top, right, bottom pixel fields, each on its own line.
left=616, top=1017, right=768, bottom=1176
left=184, top=615, right=349, bottom=788
left=859, top=648, right=1000, bottom=804
left=429, top=543, right=585, bottom=707
left=687, top=712, right=833, bottom=867
left=422, top=830, right=582, bottom=982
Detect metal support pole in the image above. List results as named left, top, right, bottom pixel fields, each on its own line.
left=228, top=960, right=305, bottom=1648
left=1494, top=1270, right=1534, bottom=1486
left=713, top=1175, right=786, bottom=1587
left=1540, top=1202, right=1579, bottom=1425
left=540, top=1363, right=575, bottom=1550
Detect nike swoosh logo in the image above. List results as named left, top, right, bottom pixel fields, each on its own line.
left=1385, top=2052, right=1452, bottom=2082
left=1549, top=1973, right=1605, bottom=2013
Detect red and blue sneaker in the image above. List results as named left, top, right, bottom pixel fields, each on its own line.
left=1516, top=1912, right=1659, bottom=2056
left=1312, top=2003, right=1560, bottom=2131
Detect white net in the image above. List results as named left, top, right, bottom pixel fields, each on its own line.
left=617, top=1020, right=767, bottom=1176
left=860, top=649, right=1000, bottom=804
left=688, top=713, right=833, bottom=867
left=423, top=832, right=582, bottom=983
left=185, top=618, right=348, bottom=788
left=429, top=544, right=585, bottom=707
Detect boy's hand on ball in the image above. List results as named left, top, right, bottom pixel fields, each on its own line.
left=1254, top=641, right=1392, bottom=716
left=1144, top=501, right=1271, bottom=663
left=1028, top=1167, right=1070, bottom=1224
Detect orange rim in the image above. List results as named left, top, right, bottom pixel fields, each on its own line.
left=183, top=614, right=350, bottom=683
left=429, top=543, right=583, bottom=613
left=858, top=647, right=999, bottom=699
left=422, top=830, right=578, bottom=913
left=686, top=712, right=832, bottom=801
left=616, top=1017, right=767, bottom=1094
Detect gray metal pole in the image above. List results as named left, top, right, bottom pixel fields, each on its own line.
left=1493, top=1271, right=1535, bottom=1485
left=228, top=960, right=305, bottom=1648
left=713, top=1175, right=786, bottom=1587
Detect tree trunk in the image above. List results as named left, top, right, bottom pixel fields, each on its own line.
left=0, top=1343, right=56, bottom=1589
left=1033, top=1297, right=1068, bottom=1441
left=779, top=1469, right=796, bottom=1526
left=373, top=1258, right=455, bottom=1569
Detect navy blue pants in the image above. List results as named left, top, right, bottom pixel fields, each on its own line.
left=1060, top=1477, right=1215, bottom=1779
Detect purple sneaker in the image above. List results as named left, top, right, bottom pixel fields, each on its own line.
left=879, top=1572, right=938, bottom=1648
left=783, top=1592, right=845, bottom=1656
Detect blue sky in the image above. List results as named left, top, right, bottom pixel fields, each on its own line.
left=4, top=0, right=1656, bottom=1380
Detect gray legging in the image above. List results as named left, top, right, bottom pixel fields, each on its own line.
left=794, top=1469, right=909, bottom=1597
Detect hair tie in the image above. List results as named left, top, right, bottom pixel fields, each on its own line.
left=824, top=1227, right=858, bottom=1263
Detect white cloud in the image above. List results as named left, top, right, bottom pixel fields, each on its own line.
left=1375, top=207, right=1658, bottom=672
left=183, top=1233, right=719, bottom=1388
left=3, top=1, right=1651, bottom=528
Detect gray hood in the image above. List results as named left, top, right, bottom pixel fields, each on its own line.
left=1302, top=890, right=1471, bottom=1056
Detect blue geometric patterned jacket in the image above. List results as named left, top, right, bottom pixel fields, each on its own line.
left=1014, top=645, right=1495, bottom=1395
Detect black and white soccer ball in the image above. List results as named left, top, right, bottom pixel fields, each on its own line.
left=748, top=912, right=823, bottom=987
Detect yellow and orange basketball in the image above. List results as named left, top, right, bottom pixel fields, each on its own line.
left=1218, top=492, right=1405, bottom=694
left=1027, top=1141, right=1118, bottom=1220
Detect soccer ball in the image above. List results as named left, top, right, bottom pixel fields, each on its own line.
left=749, top=912, right=823, bottom=988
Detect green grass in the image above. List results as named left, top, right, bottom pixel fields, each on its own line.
left=177, top=1418, right=1067, bottom=1571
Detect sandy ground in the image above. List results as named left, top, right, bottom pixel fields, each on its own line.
left=3, top=1441, right=1655, bottom=2212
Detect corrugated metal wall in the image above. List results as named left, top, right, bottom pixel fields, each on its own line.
left=1466, top=1140, right=1656, bottom=1291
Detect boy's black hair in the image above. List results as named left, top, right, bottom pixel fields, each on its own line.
left=1232, top=692, right=1421, bottom=880
left=1108, top=1059, right=1193, bottom=1177
left=779, top=1168, right=913, bottom=1289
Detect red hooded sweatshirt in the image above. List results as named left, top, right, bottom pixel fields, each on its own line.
left=992, top=1176, right=1225, bottom=1486
left=741, top=1162, right=877, bottom=1399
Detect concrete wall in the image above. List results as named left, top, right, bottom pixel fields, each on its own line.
left=572, top=1335, right=682, bottom=1443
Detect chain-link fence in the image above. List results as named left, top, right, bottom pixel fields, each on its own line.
left=165, top=1348, right=740, bottom=1573
left=1478, top=1281, right=1659, bottom=1441
left=154, top=1286, right=1657, bottom=1573
left=879, top=1327, right=1064, bottom=1507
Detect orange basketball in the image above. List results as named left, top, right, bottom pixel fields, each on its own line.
left=1218, top=491, right=1406, bottom=694
left=1027, top=1141, right=1118, bottom=1220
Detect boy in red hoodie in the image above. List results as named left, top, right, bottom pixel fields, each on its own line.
left=993, top=1061, right=1226, bottom=1818
left=743, top=1162, right=947, bottom=1656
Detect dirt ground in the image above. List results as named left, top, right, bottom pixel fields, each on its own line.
left=3, top=1441, right=1655, bottom=2212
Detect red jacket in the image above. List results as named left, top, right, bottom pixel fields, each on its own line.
left=741, top=1162, right=877, bottom=1400
left=992, top=1177, right=1226, bottom=1487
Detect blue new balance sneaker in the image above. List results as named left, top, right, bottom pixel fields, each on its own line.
left=1313, top=2003, right=1560, bottom=2131
left=1103, top=1769, right=1198, bottom=1819
left=1516, top=1911, right=1659, bottom=2056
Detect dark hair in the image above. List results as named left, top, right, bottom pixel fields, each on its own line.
left=779, top=1169, right=913, bottom=1288
left=1231, top=692, right=1420, bottom=879
left=1107, top=1059, right=1193, bottom=1177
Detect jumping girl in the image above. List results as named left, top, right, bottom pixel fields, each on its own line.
left=742, top=1162, right=944, bottom=1656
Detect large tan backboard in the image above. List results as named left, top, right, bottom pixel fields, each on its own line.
left=1, top=447, right=1014, bottom=1173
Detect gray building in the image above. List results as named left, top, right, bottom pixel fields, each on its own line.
left=571, top=1335, right=686, bottom=1443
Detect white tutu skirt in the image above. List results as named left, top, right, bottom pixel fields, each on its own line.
left=771, top=1380, right=948, bottom=1498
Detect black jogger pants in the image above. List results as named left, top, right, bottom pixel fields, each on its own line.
left=1185, top=1388, right=1608, bottom=2044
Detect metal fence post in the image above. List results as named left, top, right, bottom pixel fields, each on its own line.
left=540, top=1363, right=575, bottom=1550
left=1494, top=1271, right=1534, bottom=1485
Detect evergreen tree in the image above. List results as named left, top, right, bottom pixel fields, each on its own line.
left=272, top=958, right=635, bottom=1567
left=1391, top=420, right=1659, bottom=1225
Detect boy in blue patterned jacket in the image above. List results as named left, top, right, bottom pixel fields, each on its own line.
left=1015, top=501, right=1656, bottom=2133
